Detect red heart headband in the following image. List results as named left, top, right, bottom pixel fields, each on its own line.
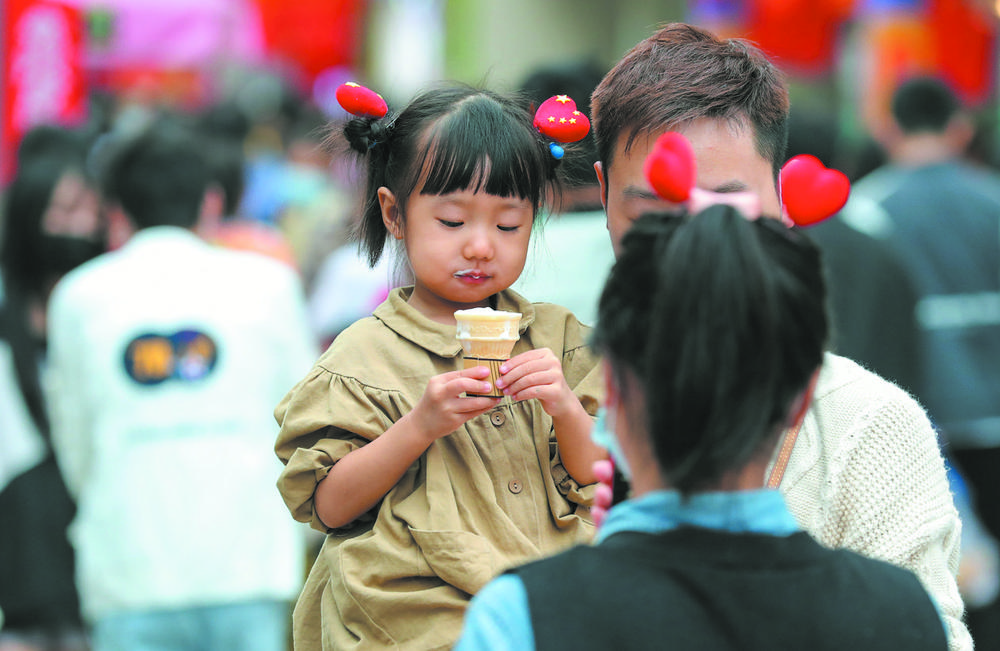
left=336, top=82, right=388, bottom=119
left=532, top=94, right=591, bottom=159
left=643, top=132, right=850, bottom=227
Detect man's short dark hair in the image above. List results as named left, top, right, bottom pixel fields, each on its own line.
left=591, top=23, right=789, bottom=183
left=99, top=122, right=209, bottom=230
left=890, top=77, right=960, bottom=135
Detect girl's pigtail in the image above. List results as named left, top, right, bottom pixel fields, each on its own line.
left=343, top=117, right=391, bottom=155
left=335, top=82, right=395, bottom=267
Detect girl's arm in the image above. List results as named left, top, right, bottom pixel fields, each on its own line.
left=497, top=349, right=605, bottom=485
left=315, top=366, right=499, bottom=529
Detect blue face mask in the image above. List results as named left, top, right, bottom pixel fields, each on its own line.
left=591, top=404, right=632, bottom=481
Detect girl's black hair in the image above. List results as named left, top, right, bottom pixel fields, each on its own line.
left=591, top=206, right=828, bottom=494
left=340, top=83, right=560, bottom=266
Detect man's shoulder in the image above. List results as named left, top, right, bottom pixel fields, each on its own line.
left=49, top=250, right=126, bottom=306
left=816, top=353, right=913, bottom=402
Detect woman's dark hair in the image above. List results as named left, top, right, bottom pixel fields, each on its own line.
left=1, top=156, right=84, bottom=296
left=338, top=83, right=559, bottom=266
left=591, top=206, right=828, bottom=494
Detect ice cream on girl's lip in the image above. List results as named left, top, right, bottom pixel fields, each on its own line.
left=454, top=269, right=491, bottom=281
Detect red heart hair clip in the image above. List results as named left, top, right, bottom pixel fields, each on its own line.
left=779, top=155, right=850, bottom=227
left=336, top=82, right=388, bottom=119
left=644, top=132, right=695, bottom=203
left=532, top=94, right=590, bottom=159
left=643, top=131, right=761, bottom=219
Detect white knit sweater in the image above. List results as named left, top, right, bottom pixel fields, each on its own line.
left=773, top=353, right=970, bottom=651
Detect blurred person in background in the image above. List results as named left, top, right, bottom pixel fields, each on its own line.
left=193, top=105, right=299, bottom=270
left=44, top=121, right=317, bottom=651
left=0, top=125, right=104, bottom=651
left=851, top=76, right=1000, bottom=648
left=785, top=106, right=922, bottom=396
left=511, top=60, right=615, bottom=326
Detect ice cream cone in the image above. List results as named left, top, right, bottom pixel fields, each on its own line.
left=455, top=307, right=522, bottom=397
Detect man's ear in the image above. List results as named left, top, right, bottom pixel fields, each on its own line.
left=196, top=184, right=226, bottom=236
left=946, top=113, right=975, bottom=154
left=105, top=204, right=135, bottom=251
left=378, top=187, right=404, bottom=240
left=595, top=161, right=608, bottom=214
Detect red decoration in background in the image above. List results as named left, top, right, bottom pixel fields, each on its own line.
left=1, top=0, right=87, bottom=184
left=743, top=0, right=856, bottom=77
left=643, top=132, right=695, bottom=204
left=780, top=154, right=850, bottom=227
left=253, top=0, right=366, bottom=88
left=927, top=0, right=996, bottom=108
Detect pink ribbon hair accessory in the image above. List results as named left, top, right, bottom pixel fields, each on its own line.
left=532, top=94, right=591, bottom=159
left=779, top=154, right=850, bottom=227
left=335, top=82, right=388, bottom=119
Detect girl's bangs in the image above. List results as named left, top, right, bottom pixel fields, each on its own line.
left=416, top=110, right=543, bottom=204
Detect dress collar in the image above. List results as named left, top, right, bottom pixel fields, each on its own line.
left=372, top=287, right=537, bottom=358
left=596, top=488, right=801, bottom=543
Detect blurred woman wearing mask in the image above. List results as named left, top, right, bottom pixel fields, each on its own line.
left=0, top=132, right=105, bottom=651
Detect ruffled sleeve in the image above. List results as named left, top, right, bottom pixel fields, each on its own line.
left=274, top=360, right=410, bottom=533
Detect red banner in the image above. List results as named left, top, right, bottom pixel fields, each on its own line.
left=252, top=0, right=366, bottom=88
left=1, top=0, right=87, bottom=184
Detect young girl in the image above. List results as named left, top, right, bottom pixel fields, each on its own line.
left=274, top=83, right=605, bottom=650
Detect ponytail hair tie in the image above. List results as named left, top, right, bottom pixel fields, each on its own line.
left=532, top=94, right=591, bottom=159
left=643, top=131, right=850, bottom=227
left=336, top=82, right=388, bottom=119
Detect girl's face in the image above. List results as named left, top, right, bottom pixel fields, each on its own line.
left=379, top=185, right=533, bottom=323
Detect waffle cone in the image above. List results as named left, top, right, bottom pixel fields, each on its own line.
left=455, top=308, right=521, bottom=398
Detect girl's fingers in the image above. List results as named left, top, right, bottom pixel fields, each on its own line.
left=498, top=352, right=559, bottom=390
left=500, top=370, right=561, bottom=397
left=453, top=395, right=501, bottom=414
left=449, top=375, right=497, bottom=397
left=455, top=365, right=492, bottom=380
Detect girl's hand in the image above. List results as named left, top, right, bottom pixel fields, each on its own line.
left=410, top=366, right=500, bottom=441
left=495, top=348, right=576, bottom=418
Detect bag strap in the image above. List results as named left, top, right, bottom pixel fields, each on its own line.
left=766, top=422, right=801, bottom=489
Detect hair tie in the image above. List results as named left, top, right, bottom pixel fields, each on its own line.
left=532, top=94, right=590, bottom=159
left=336, top=82, right=388, bottom=119
left=643, top=131, right=849, bottom=227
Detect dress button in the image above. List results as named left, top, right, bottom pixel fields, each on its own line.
left=508, top=479, right=522, bottom=494
left=490, top=410, right=506, bottom=427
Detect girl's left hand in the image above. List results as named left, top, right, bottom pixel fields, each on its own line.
left=495, top=348, right=576, bottom=418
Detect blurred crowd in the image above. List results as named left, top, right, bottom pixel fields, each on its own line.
left=1, top=25, right=1000, bottom=650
